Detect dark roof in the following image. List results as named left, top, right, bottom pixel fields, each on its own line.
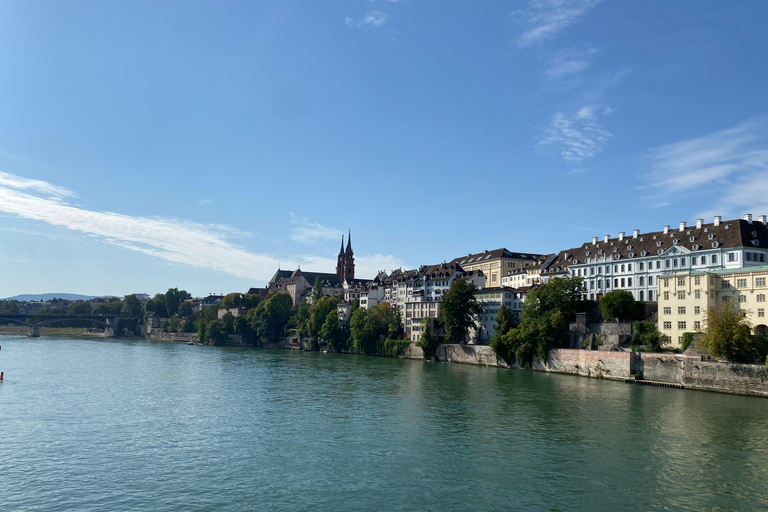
left=542, top=218, right=768, bottom=275
left=450, top=248, right=543, bottom=266
left=269, top=269, right=293, bottom=285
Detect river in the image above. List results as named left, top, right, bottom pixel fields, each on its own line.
left=1, top=335, right=766, bottom=511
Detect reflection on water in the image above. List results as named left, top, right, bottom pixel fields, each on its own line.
left=1, top=336, right=766, bottom=511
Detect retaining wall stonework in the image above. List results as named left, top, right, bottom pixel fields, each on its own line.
left=404, top=343, right=424, bottom=360
left=682, top=359, right=768, bottom=397
left=436, top=344, right=511, bottom=368
left=544, top=349, right=631, bottom=380
left=634, top=353, right=684, bottom=383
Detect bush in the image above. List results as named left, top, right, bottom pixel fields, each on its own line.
left=417, top=319, right=442, bottom=360
left=379, top=338, right=410, bottom=358
left=632, top=321, right=670, bottom=352
left=681, top=332, right=694, bottom=352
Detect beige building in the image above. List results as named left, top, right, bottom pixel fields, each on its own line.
left=450, top=248, right=542, bottom=288
left=657, top=265, right=768, bottom=347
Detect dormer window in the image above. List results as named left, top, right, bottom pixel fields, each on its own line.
left=598, top=249, right=603, bottom=254
left=692, top=244, right=700, bottom=250
left=613, top=247, right=618, bottom=252
left=656, top=241, right=663, bottom=247
left=627, top=245, right=633, bottom=250
left=585, top=250, right=590, bottom=255
left=725, top=224, right=730, bottom=229
left=653, top=235, right=657, bottom=240
left=712, top=242, right=720, bottom=248
left=704, top=227, right=709, bottom=232
left=628, top=252, right=635, bottom=258
left=689, top=236, right=696, bottom=242
left=657, top=249, right=664, bottom=255
left=641, top=251, right=648, bottom=256
left=708, top=234, right=715, bottom=239
left=752, top=240, right=760, bottom=246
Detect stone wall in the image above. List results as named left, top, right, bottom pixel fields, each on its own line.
left=403, top=342, right=424, bottom=360
left=543, top=349, right=631, bottom=380
left=634, top=353, right=684, bottom=383
left=435, top=344, right=511, bottom=368
left=682, top=358, right=768, bottom=397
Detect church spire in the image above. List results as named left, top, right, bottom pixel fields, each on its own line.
left=339, top=234, right=345, bottom=256
left=345, top=229, right=353, bottom=255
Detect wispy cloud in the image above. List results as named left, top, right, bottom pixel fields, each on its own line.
left=513, top=0, right=603, bottom=47
left=545, top=47, right=595, bottom=80
left=0, top=148, right=49, bottom=168
left=289, top=213, right=344, bottom=245
left=643, top=117, right=768, bottom=217
left=539, top=105, right=612, bottom=163
left=0, top=172, right=293, bottom=280
left=346, top=10, right=389, bottom=28
left=198, top=199, right=214, bottom=206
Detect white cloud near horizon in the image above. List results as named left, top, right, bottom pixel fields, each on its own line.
left=539, top=105, right=612, bottom=163
left=0, top=173, right=408, bottom=282
left=289, top=213, right=344, bottom=245
left=513, top=0, right=603, bottom=47
left=644, top=117, right=768, bottom=219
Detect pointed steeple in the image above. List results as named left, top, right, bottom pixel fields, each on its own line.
left=345, top=229, right=353, bottom=255
left=339, top=235, right=345, bottom=256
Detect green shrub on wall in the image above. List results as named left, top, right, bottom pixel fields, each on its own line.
left=682, top=332, right=694, bottom=352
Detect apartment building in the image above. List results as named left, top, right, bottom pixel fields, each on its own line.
left=450, top=248, right=542, bottom=288
left=471, top=287, right=523, bottom=344
left=541, top=215, right=768, bottom=302
left=658, top=265, right=768, bottom=347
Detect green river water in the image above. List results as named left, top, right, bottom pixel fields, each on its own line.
left=1, top=335, right=766, bottom=511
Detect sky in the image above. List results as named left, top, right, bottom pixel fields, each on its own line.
left=1, top=0, right=768, bottom=298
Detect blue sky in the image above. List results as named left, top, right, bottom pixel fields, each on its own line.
left=1, top=0, right=768, bottom=298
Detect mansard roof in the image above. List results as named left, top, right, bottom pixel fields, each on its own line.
left=269, top=269, right=293, bottom=285
left=450, top=248, right=543, bottom=266
left=542, top=217, right=768, bottom=275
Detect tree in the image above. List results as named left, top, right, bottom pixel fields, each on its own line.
left=233, top=315, right=255, bottom=345
left=417, top=317, right=441, bottom=360
left=306, top=296, right=338, bottom=341
left=388, top=306, right=404, bottom=340
left=701, top=302, right=768, bottom=362
left=312, top=276, right=324, bottom=303
left=220, top=293, right=242, bottom=309
left=349, top=308, right=376, bottom=355
left=489, top=304, right=517, bottom=358
left=204, top=320, right=228, bottom=345
left=243, top=294, right=262, bottom=308
left=256, top=292, right=294, bottom=345
left=321, top=310, right=345, bottom=352
left=441, top=278, right=482, bottom=343
left=491, top=276, right=585, bottom=367
left=164, top=288, right=190, bottom=317
left=145, top=294, right=168, bottom=318
left=600, top=290, right=642, bottom=322
left=68, top=301, right=92, bottom=315
left=292, top=299, right=311, bottom=337
left=122, top=294, right=144, bottom=316
left=631, top=321, right=670, bottom=352
left=178, top=301, right=194, bottom=318
left=221, top=312, right=235, bottom=334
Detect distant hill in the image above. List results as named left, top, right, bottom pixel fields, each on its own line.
left=1, top=293, right=115, bottom=302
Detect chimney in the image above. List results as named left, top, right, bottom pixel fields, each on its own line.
left=633, top=229, right=639, bottom=238
left=592, top=237, right=598, bottom=245
left=679, top=221, right=686, bottom=231
left=760, top=215, right=767, bottom=226
left=663, top=225, right=670, bottom=234
left=744, top=213, right=753, bottom=223
left=696, top=218, right=703, bottom=229
left=714, top=216, right=722, bottom=226
left=619, top=231, right=625, bottom=241
left=604, top=234, right=610, bottom=243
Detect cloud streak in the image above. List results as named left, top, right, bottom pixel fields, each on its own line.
left=346, top=10, right=389, bottom=28
left=289, top=213, right=343, bottom=245
left=539, top=105, right=612, bottom=163
left=0, top=173, right=407, bottom=282
left=643, top=117, right=768, bottom=218
left=513, top=0, right=603, bottom=47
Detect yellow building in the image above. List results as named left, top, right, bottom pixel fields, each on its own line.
left=450, top=248, right=543, bottom=288
left=658, top=265, right=768, bottom=347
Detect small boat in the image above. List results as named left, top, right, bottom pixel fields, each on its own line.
left=187, top=341, right=195, bottom=345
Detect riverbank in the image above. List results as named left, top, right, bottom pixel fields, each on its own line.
left=0, top=326, right=109, bottom=337
left=401, top=342, right=768, bottom=398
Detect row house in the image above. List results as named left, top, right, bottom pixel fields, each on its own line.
left=501, top=254, right=555, bottom=288
left=541, top=215, right=768, bottom=302
left=657, top=265, right=768, bottom=348
left=470, top=287, right=524, bottom=344
left=450, top=248, right=542, bottom=288
left=388, top=263, right=485, bottom=342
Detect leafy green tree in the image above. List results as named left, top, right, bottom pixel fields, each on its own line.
left=492, top=276, right=585, bottom=367
left=233, top=315, right=255, bottom=345
left=321, top=310, right=345, bottom=352
left=164, top=288, right=190, bottom=317
left=68, top=301, right=92, bottom=315
left=243, top=294, right=262, bottom=308
left=291, top=299, right=311, bottom=337
left=221, top=312, right=235, bottom=334
left=220, top=293, right=242, bottom=309
left=177, top=301, right=194, bottom=318
left=312, top=276, right=323, bottom=303
left=145, top=294, right=168, bottom=318
left=702, top=303, right=768, bottom=362
left=349, top=303, right=391, bottom=354
left=441, top=278, right=482, bottom=343
left=631, top=321, right=670, bottom=352
left=388, top=306, right=404, bottom=340
left=306, top=296, right=338, bottom=341
left=417, top=317, right=441, bottom=360
left=122, top=294, right=144, bottom=315
left=600, top=290, right=642, bottom=322
left=256, top=292, right=294, bottom=345
left=489, top=304, right=517, bottom=357
left=0, top=300, right=21, bottom=314
left=204, top=320, right=228, bottom=345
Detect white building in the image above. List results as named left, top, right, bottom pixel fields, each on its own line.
left=541, top=215, right=768, bottom=301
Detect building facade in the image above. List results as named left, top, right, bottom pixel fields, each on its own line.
left=450, top=248, right=542, bottom=288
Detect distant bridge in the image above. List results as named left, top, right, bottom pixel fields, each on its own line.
left=0, top=313, right=141, bottom=337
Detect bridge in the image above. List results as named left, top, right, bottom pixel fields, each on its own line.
left=0, top=313, right=141, bottom=337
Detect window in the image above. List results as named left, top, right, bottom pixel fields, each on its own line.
left=621, top=264, right=625, bottom=272
left=678, top=321, right=687, bottom=330
left=614, top=265, right=618, bottom=272
left=639, top=277, right=644, bottom=286
left=614, top=279, right=619, bottom=287
left=722, top=280, right=731, bottom=289
left=695, top=276, right=701, bottom=285
left=664, top=291, right=670, bottom=300
left=695, top=290, right=701, bottom=299
left=681, top=258, right=686, bottom=266
left=640, top=262, right=644, bottom=270
left=673, top=258, right=679, bottom=268
left=664, top=307, right=671, bottom=315
left=712, top=255, right=717, bottom=264
left=648, top=276, right=654, bottom=286
left=678, top=307, right=686, bottom=314
left=665, top=260, right=671, bottom=268
left=621, top=278, right=625, bottom=287
left=639, top=290, right=644, bottom=301
left=757, top=278, right=766, bottom=287
left=663, top=321, right=672, bottom=330
left=598, top=280, right=602, bottom=289
left=692, top=256, right=697, bottom=265
left=678, top=277, right=685, bottom=286
left=760, top=309, right=765, bottom=318
left=737, top=279, right=747, bottom=288
left=590, top=267, right=595, bottom=276
left=648, top=290, right=654, bottom=301
left=694, top=306, right=700, bottom=314
left=758, top=294, right=766, bottom=302
left=656, top=261, right=661, bottom=269
left=728, top=252, right=736, bottom=262
left=598, top=267, right=602, bottom=274
left=678, top=291, right=686, bottom=299
left=740, top=294, right=747, bottom=303
left=694, top=321, right=701, bottom=330
left=628, top=278, right=632, bottom=286
left=664, top=279, right=669, bottom=287
left=590, top=281, right=594, bottom=289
